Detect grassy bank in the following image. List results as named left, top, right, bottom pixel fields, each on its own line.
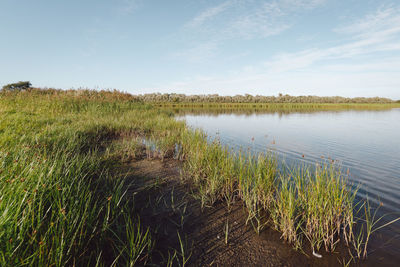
left=0, top=89, right=395, bottom=265
left=0, top=89, right=184, bottom=266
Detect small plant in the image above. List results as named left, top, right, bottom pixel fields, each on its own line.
left=166, top=232, right=192, bottom=267
left=112, top=215, right=153, bottom=266
left=349, top=200, right=400, bottom=259
left=224, top=218, right=229, bottom=245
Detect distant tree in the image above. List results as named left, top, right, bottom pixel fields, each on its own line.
left=2, top=81, right=32, bottom=91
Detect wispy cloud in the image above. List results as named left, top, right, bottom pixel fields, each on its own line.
left=260, top=5, right=400, bottom=73
left=160, top=57, right=400, bottom=97
left=115, top=0, right=140, bottom=15
left=335, top=5, right=400, bottom=38
left=186, top=1, right=232, bottom=28
left=228, top=1, right=290, bottom=39
left=185, top=0, right=326, bottom=40
left=164, top=4, right=400, bottom=97
left=173, top=0, right=326, bottom=62
left=287, top=0, right=326, bottom=9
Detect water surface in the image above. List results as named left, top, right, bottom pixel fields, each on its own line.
left=177, top=108, right=400, bottom=265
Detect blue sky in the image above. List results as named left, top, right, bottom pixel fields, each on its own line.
left=1, top=0, right=400, bottom=98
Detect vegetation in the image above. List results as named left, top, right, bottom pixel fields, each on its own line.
left=178, top=130, right=399, bottom=261
left=2, top=81, right=32, bottom=92
left=134, top=92, right=395, bottom=104
left=162, top=102, right=400, bottom=117
left=0, top=88, right=184, bottom=266
left=0, top=88, right=397, bottom=266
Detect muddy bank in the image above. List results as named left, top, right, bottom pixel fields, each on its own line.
left=118, top=154, right=361, bottom=266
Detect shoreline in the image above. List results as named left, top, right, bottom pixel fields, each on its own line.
left=1, top=89, right=398, bottom=266
left=124, top=151, right=344, bottom=266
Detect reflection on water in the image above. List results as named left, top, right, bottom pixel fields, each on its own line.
left=177, top=108, right=400, bottom=265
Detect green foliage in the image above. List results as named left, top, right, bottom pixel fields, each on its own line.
left=2, top=81, right=31, bottom=91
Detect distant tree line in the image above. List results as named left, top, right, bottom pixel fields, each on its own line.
left=133, top=93, right=394, bottom=104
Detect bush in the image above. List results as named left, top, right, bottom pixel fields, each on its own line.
left=2, top=81, right=32, bottom=91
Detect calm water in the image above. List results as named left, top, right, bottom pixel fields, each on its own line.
left=177, top=108, right=400, bottom=265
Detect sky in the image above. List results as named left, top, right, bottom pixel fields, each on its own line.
left=1, top=0, right=400, bottom=99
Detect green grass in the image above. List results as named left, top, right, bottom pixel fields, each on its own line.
left=179, top=131, right=353, bottom=251
left=0, top=89, right=184, bottom=266
left=177, top=126, right=397, bottom=262
left=0, top=88, right=397, bottom=265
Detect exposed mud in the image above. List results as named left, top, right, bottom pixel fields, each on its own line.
left=118, top=153, right=370, bottom=267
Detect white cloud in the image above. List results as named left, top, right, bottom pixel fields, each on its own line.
left=228, top=1, right=290, bottom=39
left=163, top=5, right=400, bottom=98
left=159, top=64, right=400, bottom=98
left=321, top=57, right=400, bottom=73
left=259, top=6, right=400, bottom=73
left=287, top=0, right=326, bottom=9
left=115, top=0, right=140, bottom=15
left=335, top=6, right=400, bottom=37
left=186, top=1, right=232, bottom=28
left=173, top=0, right=327, bottom=63
left=185, top=0, right=327, bottom=40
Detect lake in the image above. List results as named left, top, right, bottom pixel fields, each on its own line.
left=177, top=107, right=400, bottom=265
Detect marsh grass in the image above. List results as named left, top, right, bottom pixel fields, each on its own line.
left=347, top=200, right=400, bottom=260
left=110, top=215, right=153, bottom=266
left=157, top=102, right=400, bottom=115
left=166, top=232, right=192, bottom=267
left=1, top=88, right=397, bottom=265
left=0, top=90, right=183, bottom=266
left=178, top=127, right=398, bottom=261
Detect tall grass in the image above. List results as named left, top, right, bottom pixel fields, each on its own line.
left=0, top=90, right=183, bottom=266
left=0, top=89, right=395, bottom=265
left=177, top=128, right=395, bottom=261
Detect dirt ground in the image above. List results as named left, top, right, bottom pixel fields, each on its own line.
left=121, top=156, right=355, bottom=266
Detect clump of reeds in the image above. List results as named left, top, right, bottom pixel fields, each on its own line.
left=178, top=127, right=398, bottom=261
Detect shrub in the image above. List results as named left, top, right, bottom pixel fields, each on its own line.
left=2, top=81, right=32, bottom=91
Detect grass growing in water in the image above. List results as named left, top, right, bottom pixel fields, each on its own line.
left=178, top=128, right=397, bottom=262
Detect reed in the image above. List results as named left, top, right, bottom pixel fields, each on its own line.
left=1, top=89, right=396, bottom=265
left=178, top=126, right=396, bottom=260
left=156, top=102, right=400, bottom=113
left=0, top=90, right=183, bottom=265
